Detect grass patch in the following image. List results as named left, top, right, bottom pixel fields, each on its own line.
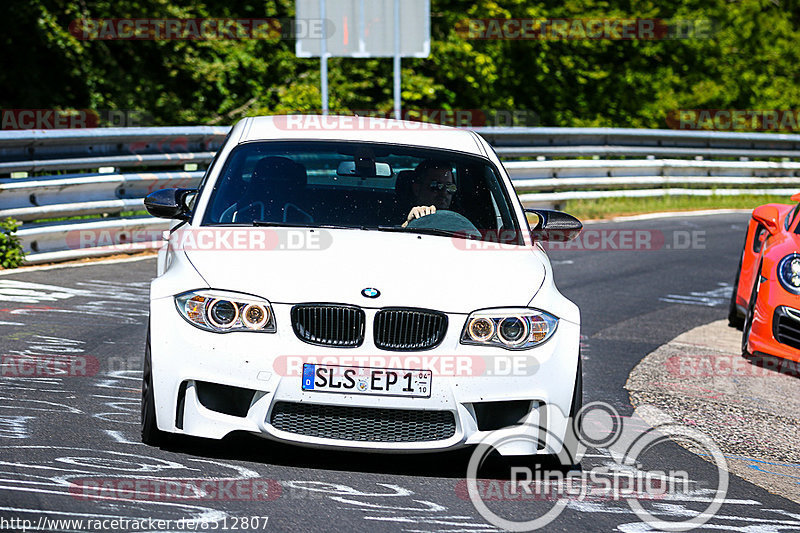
left=32, top=210, right=149, bottom=224
left=563, top=194, right=793, bottom=220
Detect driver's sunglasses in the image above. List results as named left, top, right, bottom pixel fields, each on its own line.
left=429, top=181, right=457, bottom=193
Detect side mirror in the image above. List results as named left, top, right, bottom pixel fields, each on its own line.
left=752, top=205, right=780, bottom=235
left=524, top=208, right=583, bottom=242
left=144, top=188, right=196, bottom=220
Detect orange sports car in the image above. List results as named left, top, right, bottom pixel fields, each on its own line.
left=729, top=194, right=800, bottom=362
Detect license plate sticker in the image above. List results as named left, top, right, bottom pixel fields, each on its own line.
left=302, top=364, right=432, bottom=398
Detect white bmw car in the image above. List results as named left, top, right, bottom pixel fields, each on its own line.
left=143, top=115, right=582, bottom=462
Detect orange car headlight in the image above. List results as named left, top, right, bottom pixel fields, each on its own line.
left=778, top=254, right=800, bottom=294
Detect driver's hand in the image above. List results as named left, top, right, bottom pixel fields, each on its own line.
left=402, top=205, right=436, bottom=228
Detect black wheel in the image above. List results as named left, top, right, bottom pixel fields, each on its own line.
left=741, top=264, right=761, bottom=357
left=142, top=327, right=168, bottom=446
left=728, top=236, right=748, bottom=330
left=728, top=267, right=745, bottom=329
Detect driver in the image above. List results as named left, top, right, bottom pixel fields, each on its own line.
left=401, top=160, right=457, bottom=228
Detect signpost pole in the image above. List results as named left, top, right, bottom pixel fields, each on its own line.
left=393, top=0, right=401, bottom=120
left=320, top=0, right=329, bottom=115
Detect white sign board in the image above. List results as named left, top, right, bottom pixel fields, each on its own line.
left=296, top=0, right=430, bottom=58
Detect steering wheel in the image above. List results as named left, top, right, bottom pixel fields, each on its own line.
left=405, top=210, right=481, bottom=237
left=232, top=201, right=313, bottom=224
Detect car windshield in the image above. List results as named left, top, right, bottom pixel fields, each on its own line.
left=201, top=141, right=522, bottom=243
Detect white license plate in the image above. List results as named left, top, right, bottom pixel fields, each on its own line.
left=302, top=364, right=432, bottom=398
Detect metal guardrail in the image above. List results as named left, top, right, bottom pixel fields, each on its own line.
left=477, top=127, right=800, bottom=159
left=1, top=125, right=799, bottom=265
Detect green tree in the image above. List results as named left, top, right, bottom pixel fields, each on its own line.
left=2, top=0, right=798, bottom=129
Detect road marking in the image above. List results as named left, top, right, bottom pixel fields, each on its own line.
left=0, top=416, right=34, bottom=439
left=0, top=280, right=84, bottom=304
left=660, top=283, right=732, bottom=307
left=104, top=430, right=140, bottom=445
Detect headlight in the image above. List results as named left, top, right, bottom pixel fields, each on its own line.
left=777, top=254, right=800, bottom=294
left=174, top=290, right=276, bottom=333
left=461, top=308, right=558, bottom=350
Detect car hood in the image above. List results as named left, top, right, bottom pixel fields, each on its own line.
left=180, top=227, right=546, bottom=313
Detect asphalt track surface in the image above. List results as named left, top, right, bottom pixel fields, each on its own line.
left=0, top=212, right=798, bottom=532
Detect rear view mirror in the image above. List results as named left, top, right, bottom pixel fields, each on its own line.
left=524, top=208, right=583, bottom=242
left=144, top=188, right=196, bottom=220
left=752, top=205, right=780, bottom=235
left=337, top=161, right=393, bottom=177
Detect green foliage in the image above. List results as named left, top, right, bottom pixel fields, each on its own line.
left=2, top=0, right=799, bottom=128
left=0, top=218, right=25, bottom=269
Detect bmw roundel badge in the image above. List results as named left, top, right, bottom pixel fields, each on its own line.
left=361, top=287, right=380, bottom=298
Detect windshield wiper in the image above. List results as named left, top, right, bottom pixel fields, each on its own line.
left=253, top=220, right=371, bottom=230
left=252, top=220, right=319, bottom=228
left=376, top=226, right=481, bottom=240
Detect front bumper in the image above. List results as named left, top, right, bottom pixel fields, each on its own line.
left=746, top=279, right=800, bottom=362
left=149, top=297, right=581, bottom=455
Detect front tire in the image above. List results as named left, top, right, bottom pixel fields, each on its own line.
left=741, top=263, right=761, bottom=357
left=728, top=235, right=748, bottom=330
left=142, top=328, right=168, bottom=446
left=728, top=267, right=745, bottom=329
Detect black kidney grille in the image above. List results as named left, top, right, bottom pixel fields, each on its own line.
left=270, top=402, right=456, bottom=442
left=374, top=309, right=447, bottom=351
left=291, top=305, right=365, bottom=347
